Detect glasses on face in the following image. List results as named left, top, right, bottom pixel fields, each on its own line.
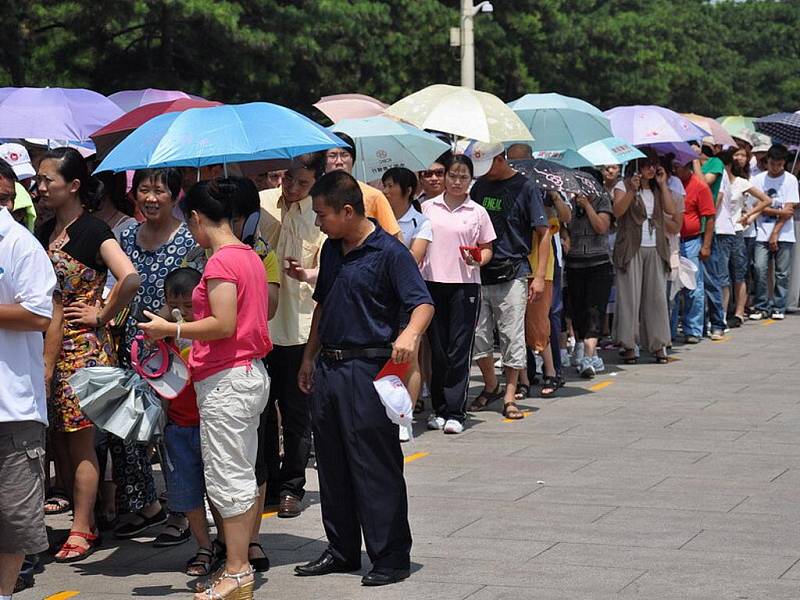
left=421, top=168, right=445, bottom=178
left=326, top=151, right=351, bottom=161
left=447, top=172, right=471, bottom=182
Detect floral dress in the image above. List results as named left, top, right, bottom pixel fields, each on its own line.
left=40, top=214, right=117, bottom=432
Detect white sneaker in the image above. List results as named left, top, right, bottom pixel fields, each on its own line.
left=443, top=419, right=464, bottom=434
left=574, top=341, right=585, bottom=362
left=591, top=356, right=606, bottom=373
left=578, top=357, right=595, bottom=379
left=560, top=348, right=571, bottom=368
left=749, top=311, right=764, bottom=320
left=772, top=312, right=785, bottom=320
left=710, top=330, right=724, bottom=341
left=427, top=415, right=445, bottom=430
left=399, top=424, right=411, bottom=442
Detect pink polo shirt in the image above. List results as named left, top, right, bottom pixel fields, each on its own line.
left=421, top=194, right=496, bottom=284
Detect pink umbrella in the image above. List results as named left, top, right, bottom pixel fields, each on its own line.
left=313, top=93, right=388, bottom=123
left=604, top=105, right=709, bottom=145
left=682, top=113, right=737, bottom=147
left=108, top=88, right=205, bottom=112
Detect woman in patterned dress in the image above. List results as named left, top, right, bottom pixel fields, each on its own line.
left=37, top=148, right=140, bottom=562
left=114, top=168, right=204, bottom=540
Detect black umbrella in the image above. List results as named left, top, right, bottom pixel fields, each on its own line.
left=754, top=112, right=800, bottom=145
left=573, top=170, right=605, bottom=198
left=509, top=158, right=582, bottom=195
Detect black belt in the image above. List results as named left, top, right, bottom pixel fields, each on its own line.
left=682, top=234, right=701, bottom=242
left=320, top=346, right=393, bottom=361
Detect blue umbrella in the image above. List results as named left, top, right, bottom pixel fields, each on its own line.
left=532, top=137, right=645, bottom=168
left=94, top=102, right=345, bottom=173
left=331, top=116, right=450, bottom=181
left=754, top=112, right=800, bottom=145
left=508, top=93, right=613, bottom=151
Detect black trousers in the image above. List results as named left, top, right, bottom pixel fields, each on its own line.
left=260, top=344, right=311, bottom=498
left=312, top=356, right=411, bottom=570
left=426, top=281, right=481, bottom=422
left=566, top=262, right=613, bottom=340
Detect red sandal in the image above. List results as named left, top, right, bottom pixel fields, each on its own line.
left=54, top=530, right=101, bottom=563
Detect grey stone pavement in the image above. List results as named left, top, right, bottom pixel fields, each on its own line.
left=23, top=316, right=800, bottom=599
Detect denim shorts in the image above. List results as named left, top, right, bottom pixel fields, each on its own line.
left=163, top=423, right=205, bottom=512
left=713, top=233, right=748, bottom=286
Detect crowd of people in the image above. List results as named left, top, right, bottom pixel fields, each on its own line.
left=1, top=124, right=799, bottom=599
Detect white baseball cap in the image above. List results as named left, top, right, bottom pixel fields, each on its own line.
left=467, top=141, right=505, bottom=177
left=373, top=375, right=413, bottom=433
left=0, top=143, right=35, bottom=180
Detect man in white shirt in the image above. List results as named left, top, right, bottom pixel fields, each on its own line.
left=750, top=145, right=800, bottom=320
left=0, top=159, right=57, bottom=599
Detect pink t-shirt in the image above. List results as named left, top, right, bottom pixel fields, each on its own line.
left=190, top=244, right=272, bottom=382
left=421, top=194, right=496, bottom=284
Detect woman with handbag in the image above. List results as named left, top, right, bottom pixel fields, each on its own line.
left=139, top=178, right=271, bottom=600
left=37, top=147, right=140, bottom=562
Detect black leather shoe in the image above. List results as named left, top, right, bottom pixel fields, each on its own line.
left=361, top=567, right=410, bottom=586
left=294, top=551, right=360, bottom=577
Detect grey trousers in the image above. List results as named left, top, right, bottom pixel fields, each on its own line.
left=615, top=246, right=671, bottom=353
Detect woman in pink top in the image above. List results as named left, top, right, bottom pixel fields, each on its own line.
left=140, top=178, right=270, bottom=600
left=421, top=155, right=495, bottom=434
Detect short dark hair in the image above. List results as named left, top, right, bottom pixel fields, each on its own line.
left=434, top=150, right=453, bottom=166
left=381, top=167, right=417, bottom=199
left=132, top=168, right=183, bottom=201
left=95, top=170, right=134, bottom=215
left=445, top=154, right=474, bottom=178
left=164, top=267, right=202, bottom=298
left=0, top=158, right=17, bottom=184
left=296, top=151, right=326, bottom=179
left=767, top=144, right=789, bottom=162
left=182, top=177, right=236, bottom=222
left=310, top=170, right=365, bottom=215
left=332, top=132, right=356, bottom=161
left=223, top=176, right=260, bottom=218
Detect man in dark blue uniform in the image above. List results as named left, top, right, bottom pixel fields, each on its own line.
left=295, top=170, right=434, bottom=586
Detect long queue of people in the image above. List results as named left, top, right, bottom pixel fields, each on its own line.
left=0, top=129, right=798, bottom=599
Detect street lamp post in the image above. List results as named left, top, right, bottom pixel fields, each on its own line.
left=459, top=0, right=494, bottom=89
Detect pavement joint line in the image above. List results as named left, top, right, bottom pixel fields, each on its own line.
left=589, top=380, right=613, bottom=392
left=677, top=529, right=704, bottom=550
left=404, top=451, right=429, bottom=464
left=769, top=467, right=791, bottom=483
left=617, top=569, right=649, bottom=593
left=444, top=515, right=484, bottom=538
left=777, top=557, right=800, bottom=579
left=523, top=540, right=561, bottom=564
left=644, top=475, right=670, bottom=491
left=726, top=495, right=750, bottom=514
left=690, top=452, right=711, bottom=464
left=765, top=411, right=783, bottom=422
left=45, top=593, right=80, bottom=600
left=590, top=505, right=620, bottom=523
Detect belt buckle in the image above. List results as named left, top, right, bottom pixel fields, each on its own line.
left=333, top=349, right=344, bottom=360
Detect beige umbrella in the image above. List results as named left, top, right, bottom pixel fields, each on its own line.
left=385, top=84, right=533, bottom=143
left=682, top=113, right=737, bottom=147
left=313, top=93, right=388, bottom=123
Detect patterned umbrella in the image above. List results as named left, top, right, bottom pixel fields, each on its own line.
left=604, top=105, right=709, bottom=145
left=509, top=158, right=581, bottom=195
left=754, top=112, right=800, bottom=145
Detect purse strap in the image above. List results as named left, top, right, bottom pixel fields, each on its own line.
left=130, top=335, right=170, bottom=379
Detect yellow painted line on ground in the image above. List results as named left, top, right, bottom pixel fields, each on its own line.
left=45, top=592, right=80, bottom=600
left=502, top=410, right=532, bottom=423
left=404, top=451, right=429, bottom=464
left=261, top=510, right=278, bottom=519
left=589, top=380, right=614, bottom=392
left=712, top=336, right=732, bottom=343
left=761, top=319, right=777, bottom=326
left=667, top=356, right=681, bottom=362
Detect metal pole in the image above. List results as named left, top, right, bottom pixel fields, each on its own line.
left=461, top=0, right=475, bottom=89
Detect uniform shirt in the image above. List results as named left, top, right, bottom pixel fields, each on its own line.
left=260, top=189, right=326, bottom=346
left=0, top=207, right=56, bottom=425
left=679, top=174, right=715, bottom=239
left=397, top=206, right=433, bottom=249
left=753, top=170, right=800, bottom=243
left=313, top=222, right=433, bottom=348
left=470, top=172, right=548, bottom=280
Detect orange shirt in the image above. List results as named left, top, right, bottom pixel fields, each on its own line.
left=358, top=181, right=401, bottom=237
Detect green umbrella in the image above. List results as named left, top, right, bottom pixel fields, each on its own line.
left=716, top=115, right=756, bottom=141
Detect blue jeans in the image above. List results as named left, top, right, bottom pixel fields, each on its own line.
left=753, top=241, right=794, bottom=313
left=703, top=239, right=727, bottom=332
left=675, top=237, right=705, bottom=337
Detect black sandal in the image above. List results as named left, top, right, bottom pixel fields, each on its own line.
left=620, top=349, right=638, bottom=364
left=413, top=398, right=425, bottom=415
left=654, top=351, right=669, bottom=364
left=44, top=489, right=71, bottom=515
left=249, top=542, right=270, bottom=572
left=185, top=547, right=215, bottom=577
left=469, top=384, right=503, bottom=411
left=540, top=376, right=560, bottom=398
left=514, top=383, right=530, bottom=400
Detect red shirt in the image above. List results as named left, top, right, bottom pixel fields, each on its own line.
left=680, top=174, right=715, bottom=239
left=168, top=382, right=199, bottom=426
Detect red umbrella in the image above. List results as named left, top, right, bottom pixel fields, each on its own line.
left=90, top=98, right=222, bottom=161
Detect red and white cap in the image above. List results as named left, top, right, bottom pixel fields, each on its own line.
left=373, top=360, right=413, bottom=434
left=0, top=143, right=35, bottom=180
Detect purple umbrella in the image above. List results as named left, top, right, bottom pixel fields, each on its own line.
left=108, top=88, right=205, bottom=112
left=604, top=105, right=709, bottom=145
left=0, top=87, right=123, bottom=142
left=642, top=142, right=698, bottom=164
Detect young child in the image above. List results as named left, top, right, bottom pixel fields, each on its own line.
left=158, top=267, right=215, bottom=576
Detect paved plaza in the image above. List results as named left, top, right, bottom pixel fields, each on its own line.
left=24, top=316, right=800, bottom=599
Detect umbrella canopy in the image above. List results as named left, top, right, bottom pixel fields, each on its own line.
left=754, top=112, right=800, bottom=145
left=682, top=113, right=737, bottom=147
left=108, top=88, right=204, bottom=112
left=535, top=136, right=646, bottom=168
left=508, top=93, right=613, bottom=151
left=643, top=142, right=698, bottom=165
left=313, top=93, right=389, bottom=123
left=385, top=84, right=533, bottom=143
left=604, top=105, right=709, bottom=145
left=0, top=87, right=123, bottom=142
left=330, top=116, right=450, bottom=181
left=716, top=115, right=757, bottom=143
left=94, top=102, right=346, bottom=173
left=91, top=99, right=223, bottom=161
left=509, top=158, right=582, bottom=195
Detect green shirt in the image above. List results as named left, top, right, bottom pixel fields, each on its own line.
left=701, top=157, right=725, bottom=203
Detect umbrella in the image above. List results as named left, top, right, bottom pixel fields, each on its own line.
left=94, top=102, right=346, bottom=173
left=330, top=116, right=450, bottom=181
left=643, top=142, right=698, bottom=164
left=108, top=88, right=204, bottom=112
left=313, top=93, right=389, bottom=123
left=604, top=105, right=709, bottom=145
left=90, top=98, right=223, bottom=161
left=0, top=87, right=123, bottom=142
left=385, top=84, right=533, bottom=143
left=716, top=115, right=757, bottom=143
left=682, top=113, right=737, bottom=147
left=509, top=158, right=582, bottom=195
left=533, top=136, right=645, bottom=168
left=573, top=170, right=605, bottom=198
left=754, top=112, right=800, bottom=145
left=508, top=93, right=613, bottom=151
